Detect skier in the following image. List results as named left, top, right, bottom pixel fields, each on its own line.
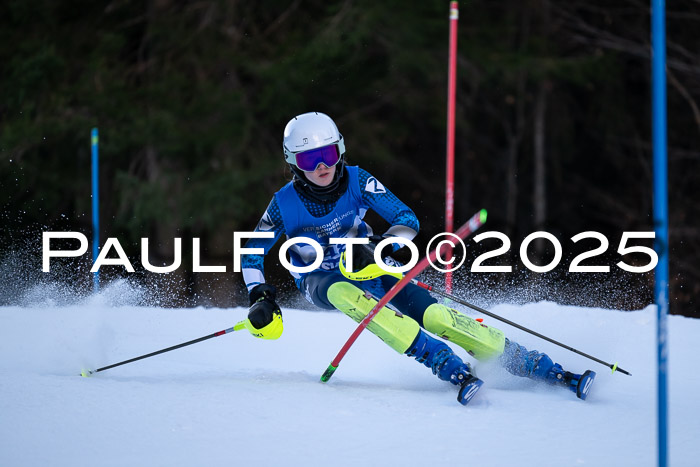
left=239, top=111, right=595, bottom=405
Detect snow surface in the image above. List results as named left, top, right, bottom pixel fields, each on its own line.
left=1, top=281, right=699, bottom=467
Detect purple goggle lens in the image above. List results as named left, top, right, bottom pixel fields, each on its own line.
left=295, top=145, right=341, bottom=172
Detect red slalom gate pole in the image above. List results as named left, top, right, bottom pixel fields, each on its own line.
left=445, top=1, right=459, bottom=294
left=320, top=209, right=487, bottom=383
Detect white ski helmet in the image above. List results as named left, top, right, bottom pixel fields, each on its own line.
left=283, top=112, right=346, bottom=169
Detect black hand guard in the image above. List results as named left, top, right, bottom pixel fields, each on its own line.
left=248, top=298, right=281, bottom=330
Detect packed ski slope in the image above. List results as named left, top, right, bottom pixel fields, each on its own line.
left=1, top=281, right=698, bottom=467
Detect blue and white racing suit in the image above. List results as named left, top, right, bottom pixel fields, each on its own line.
left=241, top=166, right=436, bottom=325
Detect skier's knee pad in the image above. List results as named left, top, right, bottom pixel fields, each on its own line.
left=327, top=281, right=420, bottom=354
left=423, top=304, right=506, bottom=360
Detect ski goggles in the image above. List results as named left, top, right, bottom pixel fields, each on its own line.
left=291, top=144, right=342, bottom=172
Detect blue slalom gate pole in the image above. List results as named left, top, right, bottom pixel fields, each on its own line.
left=91, top=128, right=100, bottom=291
left=651, top=2, right=668, bottom=467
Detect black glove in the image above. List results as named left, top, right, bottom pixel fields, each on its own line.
left=248, top=283, right=277, bottom=306
left=353, top=235, right=395, bottom=271
left=248, top=284, right=280, bottom=329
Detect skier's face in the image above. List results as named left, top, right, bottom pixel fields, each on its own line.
left=305, top=163, right=336, bottom=187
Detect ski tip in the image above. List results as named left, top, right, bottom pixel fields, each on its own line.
left=479, top=209, right=488, bottom=224
left=576, top=370, right=596, bottom=400
left=457, top=376, right=484, bottom=406
left=80, top=369, right=93, bottom=378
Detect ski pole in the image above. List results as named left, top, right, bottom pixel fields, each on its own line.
left=320, top=209, right=488, bottom=383
left=80, top=321, right=248, bottom=377
left=412, top=280, right=631, bottom=376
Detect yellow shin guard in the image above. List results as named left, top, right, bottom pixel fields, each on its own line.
left=423, top=304, right=506, bottom=360
left=326, top=282, right=420, bottom=354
